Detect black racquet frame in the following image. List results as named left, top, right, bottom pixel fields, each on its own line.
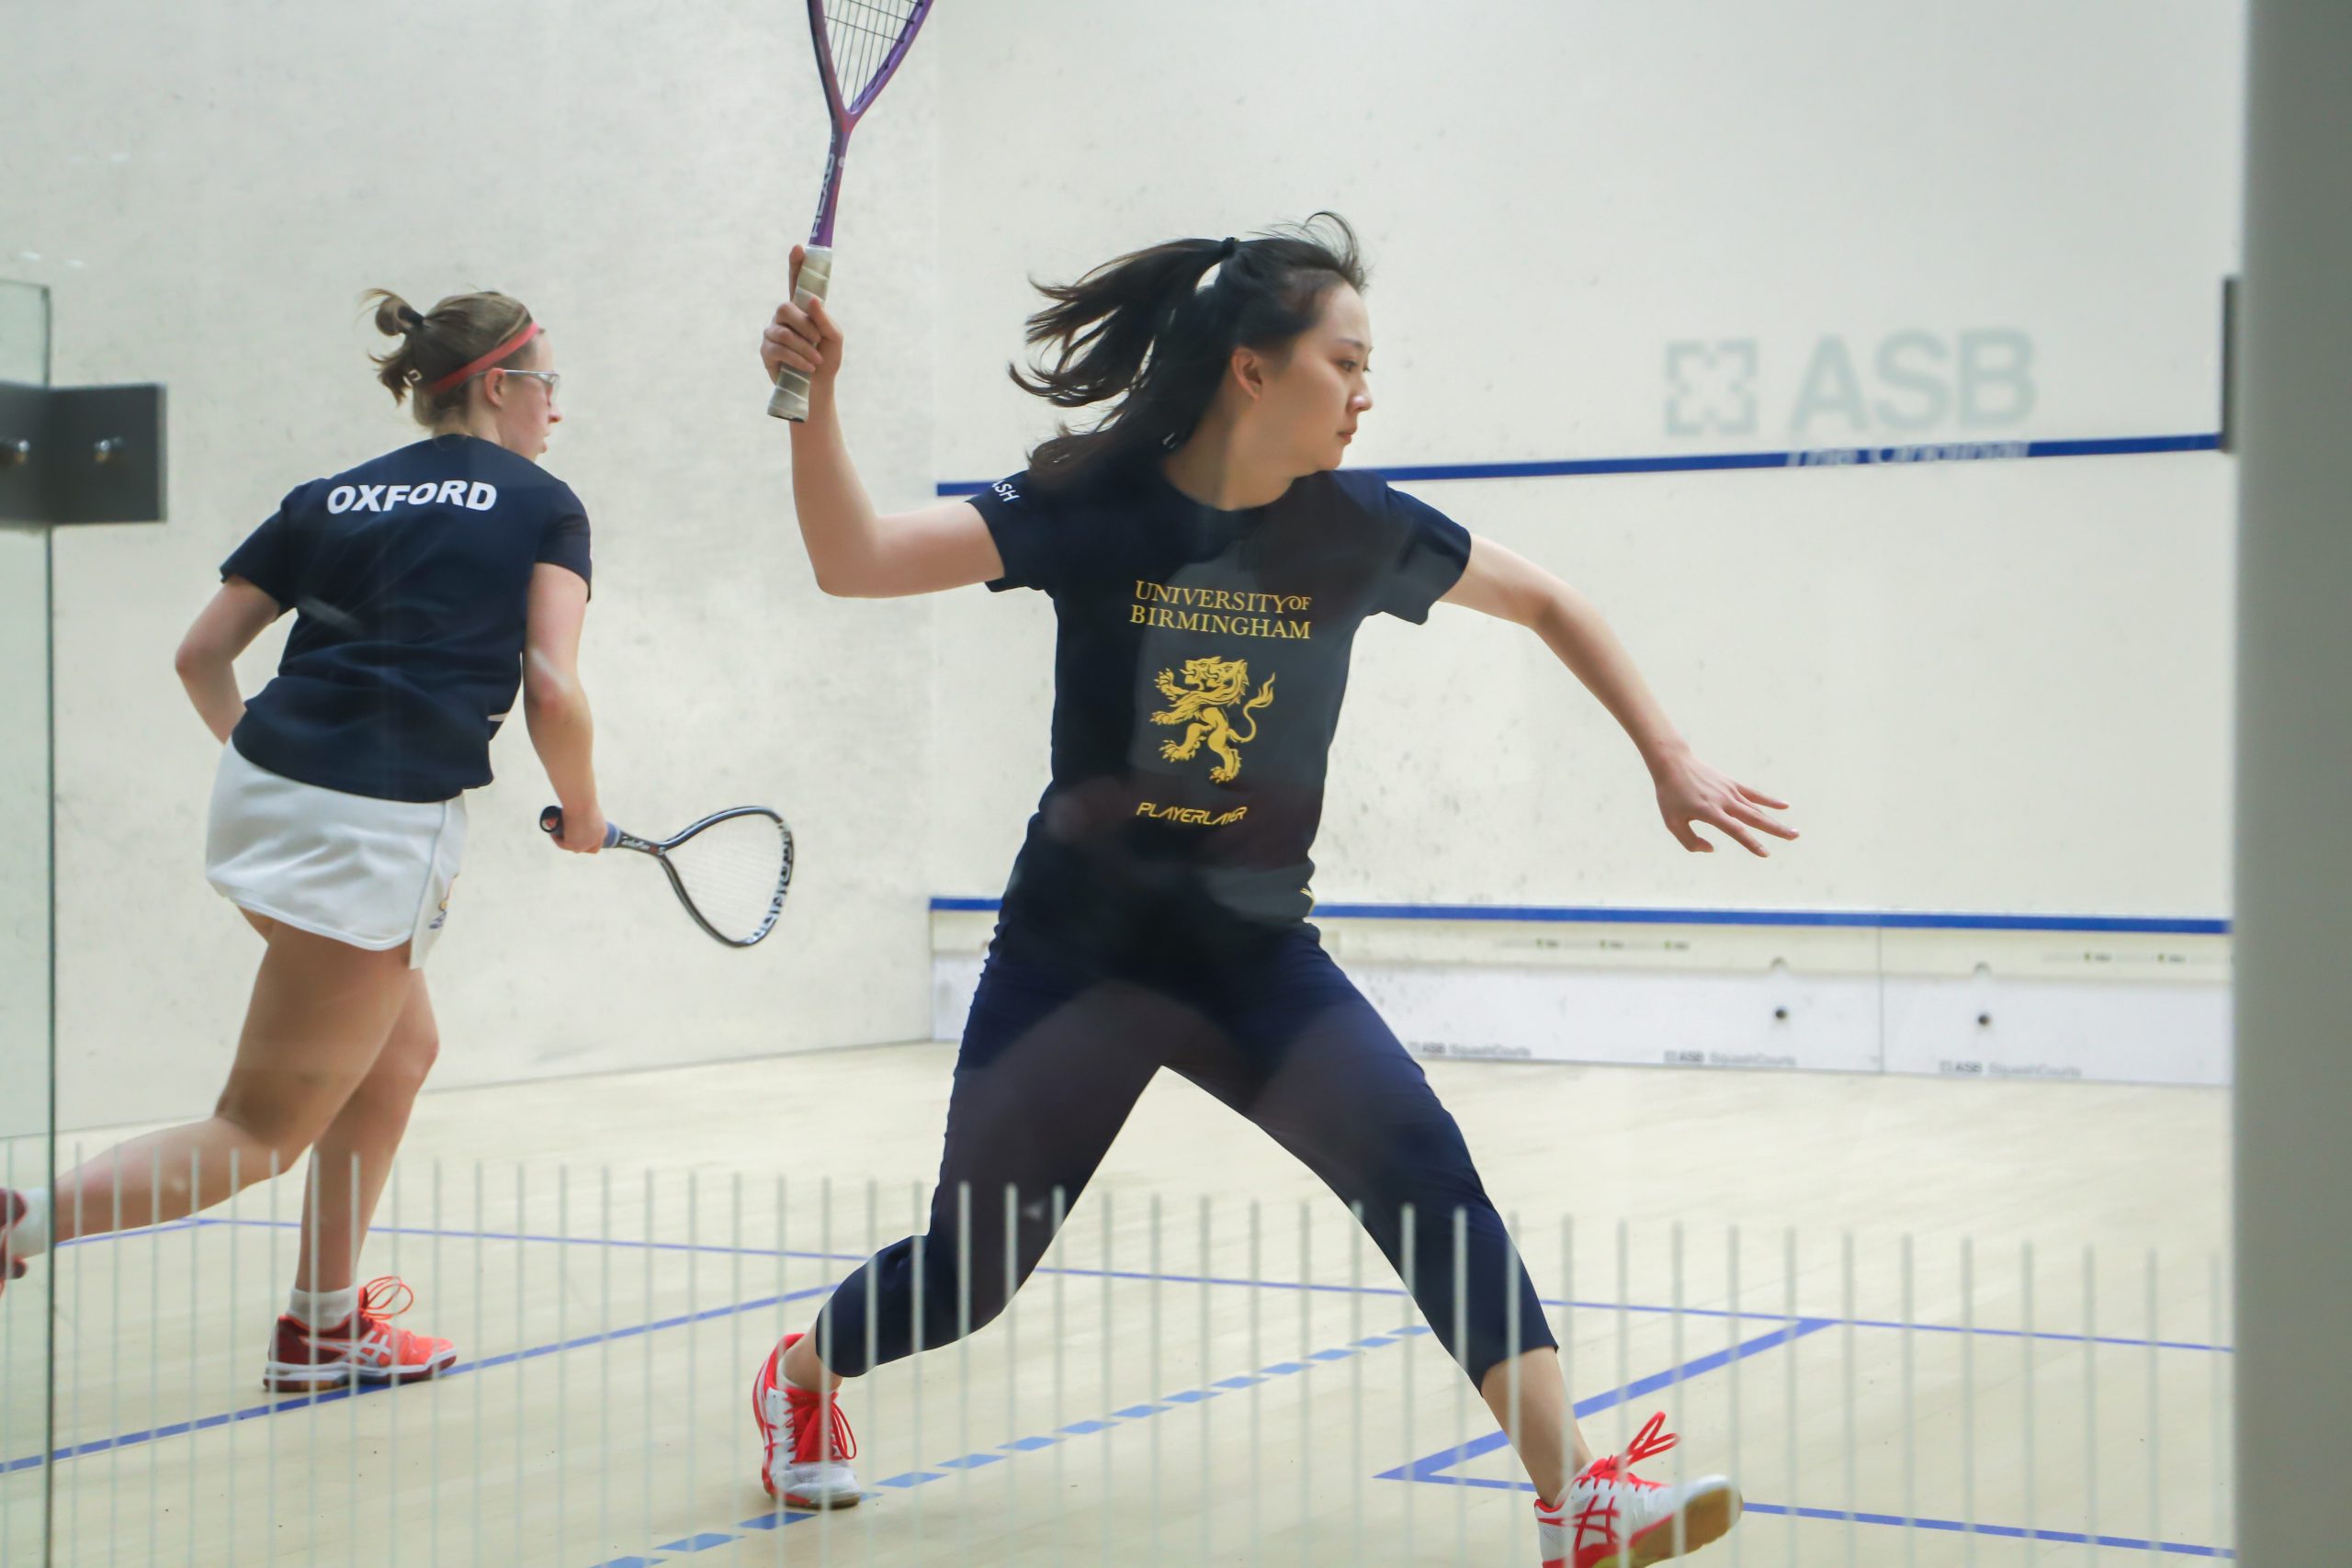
left=541, top=805, right=795, bottom=949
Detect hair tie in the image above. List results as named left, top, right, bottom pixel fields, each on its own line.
left=400, top=307, right=427, bottom=333
left=1217, top=236, right=1238, bottom=260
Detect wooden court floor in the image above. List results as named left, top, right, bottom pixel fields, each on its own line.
left=3, top=1043, right=2233, bottom=1566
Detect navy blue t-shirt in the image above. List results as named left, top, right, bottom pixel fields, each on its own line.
left=220, top=434, right=593, bottom=803
left=968, top=460, right=1470, bottom=957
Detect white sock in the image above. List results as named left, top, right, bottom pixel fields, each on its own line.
left=6, top=1189, right=50, bottom=1260
left=288, top=1285, right=358, bottom=1330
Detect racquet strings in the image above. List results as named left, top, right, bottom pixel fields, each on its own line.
left=663, top=813, right=792, bottom=945
left=821, top=0, right=924, bottom=111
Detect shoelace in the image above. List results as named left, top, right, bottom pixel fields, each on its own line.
left=1566, top=1412, right=1679, bottom=1545
left=786, top=1382, right=858, bottom=1464
left=1582, top=1411, right=1677, bottom=1489
left=354, top=1276, right=419, bottom=1333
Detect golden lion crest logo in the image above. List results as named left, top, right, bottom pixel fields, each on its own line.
left=1150, top=655, right=1275, bottom=783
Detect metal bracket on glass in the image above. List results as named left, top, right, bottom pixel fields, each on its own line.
left=2219, top=275, right=2241, bottom=457
left=0, top=380, right=167, bottom=525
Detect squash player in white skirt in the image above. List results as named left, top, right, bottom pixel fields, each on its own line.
left=0, top=289, right=607, bottom=1391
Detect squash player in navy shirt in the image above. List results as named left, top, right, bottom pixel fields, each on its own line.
left=0, top=290, right=606, bottom=1394
left=743, top=217, right=1798, bottom=1567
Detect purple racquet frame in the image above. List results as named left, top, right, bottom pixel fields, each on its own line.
left=805, top=0, right=934, bottom=247
left=768, top=0, right=934, bottom=420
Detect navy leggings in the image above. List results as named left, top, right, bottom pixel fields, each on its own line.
left=812, top=922, right=1555, bottom=1387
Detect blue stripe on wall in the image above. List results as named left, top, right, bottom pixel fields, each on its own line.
left=928, top=896, right=2228, bottom=936
left=936, top=432, right=2222, bottom=494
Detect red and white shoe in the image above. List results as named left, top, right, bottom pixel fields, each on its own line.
left=0, top=1190, right=28, bottom=1296
left=752, top=1332, right=862, bottom=1509
left=262, top=1277, right=458, bottom=1392
left=1537, top=1412, right=1742, bottom=1568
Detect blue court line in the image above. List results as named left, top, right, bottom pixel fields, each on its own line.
left=2, top=1280, right=843, bottom=1477
left=930, top=894, right=2230, bottom=935
left=52, top=1216, right=2235, bottom=1355
left=583, top=1323, right=1437, bottom=1567
left=933, top=432, right=2222, bottom=497
left=1376, top=1318, right=1834, bottom=1483
left=600, top=1322, right=1864, bottom=1565
left=1744, top=1505, right=2232, bottom=1559
left=1413, top=1473, right=2237, bottom=1560
left=1385, top=1317, right=2233, bottom=1559
left=1414, top=1474, right=2234, bottom=1558
left=51, top=1218, right=202, bottom=1248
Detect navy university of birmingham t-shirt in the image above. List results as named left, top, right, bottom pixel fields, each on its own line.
left=220, top=434, right=593, bottom=803
left=969, top=459, right=1470, bottom=959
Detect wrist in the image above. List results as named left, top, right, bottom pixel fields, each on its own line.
left=1638, top=732, right=1691, bottom=773
left=790, top=382, right=840, bottom=425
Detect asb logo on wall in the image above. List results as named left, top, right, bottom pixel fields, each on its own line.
left=1665, top=330, right=2036, bottom=442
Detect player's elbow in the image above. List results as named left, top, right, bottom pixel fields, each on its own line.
left=524, top=686, right=590, bottom=744
left=173, top=631, right=224, bottom=682
left=523, top=656, right=585, bottom=716
left=524, top=680, right=581, bottom=721
left=1521, top=578, right=1585, bottom=637
left=810, top=556, right=882, bottom=598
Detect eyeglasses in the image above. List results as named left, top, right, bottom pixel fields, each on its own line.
left=496, top=368, right=561, bottom=398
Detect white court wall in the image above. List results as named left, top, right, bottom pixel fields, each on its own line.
left=4, top=1, right=942, bottom=1130
left=922, top=0, right=2244, bottom=925
left=4, top=2, right=2249, bottom=1131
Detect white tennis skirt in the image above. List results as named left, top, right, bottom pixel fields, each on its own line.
left=205, top=745, right=469, bottom=968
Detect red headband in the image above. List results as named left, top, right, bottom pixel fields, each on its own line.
left=423, top=321, right=543, bottom=395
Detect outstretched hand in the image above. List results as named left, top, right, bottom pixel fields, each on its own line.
left=1651, top=750, right=1797, bottom=856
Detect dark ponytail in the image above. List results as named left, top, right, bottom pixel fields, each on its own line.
left=1011, top=212, right=1367, bottom=491
left=362, top=288, right=535, bottom=426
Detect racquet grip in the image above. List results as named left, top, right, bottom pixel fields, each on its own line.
left=540, top=805, right=623, bottom=849
left=766, top=246, right=834, bottom=422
